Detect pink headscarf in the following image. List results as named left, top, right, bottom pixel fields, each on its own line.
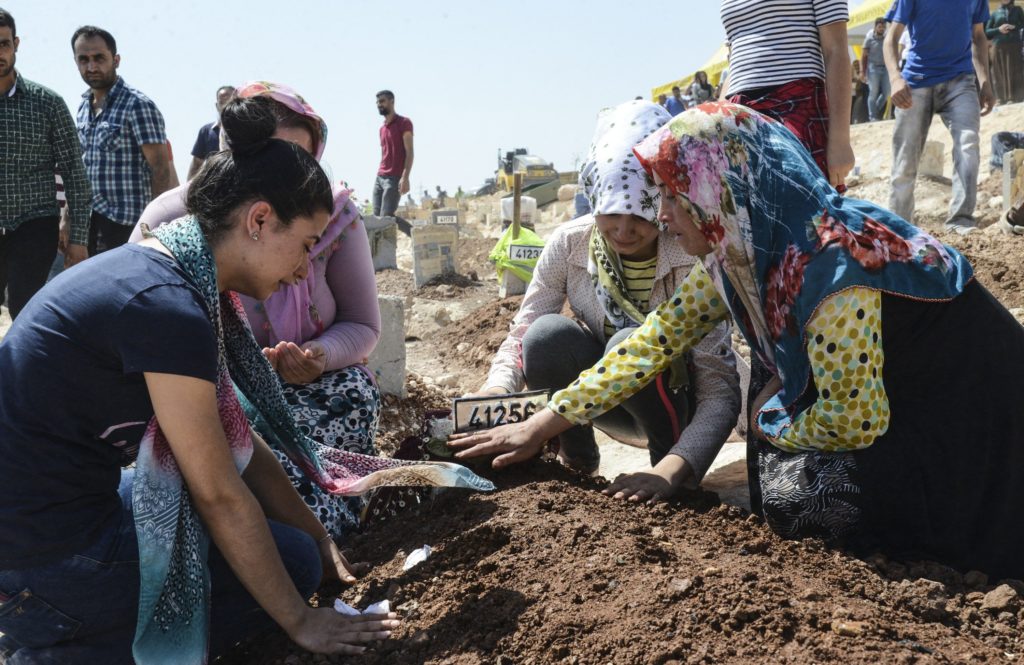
left=234, top=81, right=354, bottom=346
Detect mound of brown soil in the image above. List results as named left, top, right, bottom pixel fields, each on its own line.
left=432, top=296, right=523, bottom=390
left=937, top=230, right=1024, bottom=310
left=221, top=461, right=1022, bottom=664
left=375, top=269, right=485, bottom=303
left=375, top=374, right=451, bottom=457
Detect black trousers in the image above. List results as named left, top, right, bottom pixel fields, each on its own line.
left=521, top=313, right=692, bottom=469
left=0, top=216, right=60, bottom=319
left=87, top=211, right=133, bottom=256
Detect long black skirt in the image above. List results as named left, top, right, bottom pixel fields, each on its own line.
left=751, top=280, right=1024, bottom=579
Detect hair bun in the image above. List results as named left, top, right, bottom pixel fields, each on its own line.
left=220, top=96, right=276, bottom=156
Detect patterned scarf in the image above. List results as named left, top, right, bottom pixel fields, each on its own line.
left=579, top=100, right=671, bottom=334
left=633, top=102, right=972, bottom=439
left=132, top=217, right=494, bottom=664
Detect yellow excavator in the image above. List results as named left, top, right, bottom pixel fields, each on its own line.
left=496, top=149, right=558, bottom=191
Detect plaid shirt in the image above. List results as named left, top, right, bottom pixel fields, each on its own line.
left=0, top=73, right=92, bottom=245
left=76, top=76, right=166, bottom=226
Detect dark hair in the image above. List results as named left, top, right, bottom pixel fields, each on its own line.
left=187, top=96, right=333, bottom=245
left=672, top=86, right=680, bottom=92
left=376, top=90, right=395, bottom=101
left=874, top=17, right=886, bottom=25
left=0, top=8, right=15, bottom=38
left=216, top=85, right=236, bottom=97
left=266, top=98, right=322, bottom=155
left=71, top=25, right=116, bottom=54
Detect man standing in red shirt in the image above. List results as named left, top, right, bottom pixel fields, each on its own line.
left=373, top=90, right=414, bottom=221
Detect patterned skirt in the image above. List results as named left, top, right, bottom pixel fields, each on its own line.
left=270, top=365, right=381, bottom=540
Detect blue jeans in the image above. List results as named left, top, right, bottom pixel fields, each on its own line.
left=866, top=64, right=890, bottom=121
left=372, top=175, right=401, bottom=217
left=889, top=73, right=981, bottom=228
left=0, top=470, right=322, bottom=664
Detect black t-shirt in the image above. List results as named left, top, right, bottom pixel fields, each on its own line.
left=191, top=121, right=220, bottom=159
left=0, top=244, right=219, bottom=568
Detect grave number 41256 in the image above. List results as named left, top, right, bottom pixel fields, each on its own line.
left=467, top=401, right=537, bottom=429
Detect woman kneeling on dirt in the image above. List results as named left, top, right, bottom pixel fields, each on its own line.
left=453, top=102, right=1024, bottom=579
left=0, top=100, right=497, bottom=663
left=465, top=99, right=740, bottom=488
left=134, top=82, right=382, bottom=542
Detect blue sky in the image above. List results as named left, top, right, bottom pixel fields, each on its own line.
left=7, top=1, right=863, bottom=204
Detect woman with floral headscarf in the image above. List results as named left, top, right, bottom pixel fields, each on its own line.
left=458, top=100, right=740, bottom=492
left=451, top=102, right=1024, bottom=579
left=134, top=82, right=382, bottom=540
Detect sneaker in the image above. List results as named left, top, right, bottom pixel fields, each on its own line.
left=943, top=220, right=977, bottom=236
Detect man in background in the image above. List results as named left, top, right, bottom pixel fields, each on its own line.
left=188, top=84, right=234, bottom=179
left=885, top=0, right=994, bottom=234
left=0, top=8, right=91, bottom=319
left=860, top=18, right=890, bottom=121
left=664, top=86, right=686, bottom=116
left=373, top=90, right=413, bottom=219
left=72, top=25, right=172, bottom=254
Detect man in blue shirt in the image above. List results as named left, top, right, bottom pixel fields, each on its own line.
left=187, top=85, right=235, bottom=180
left=664, top=86, right=686, bottom=116
left=884, top=0, right=995, bottom=235
left=72, top=25, right=173, bottom=254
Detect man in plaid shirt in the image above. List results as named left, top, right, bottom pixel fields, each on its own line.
left=0, top=8, right=92, bottom=319
left=72, top=25, right=172, bottom=255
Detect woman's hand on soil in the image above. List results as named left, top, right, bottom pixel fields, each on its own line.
left=447, top=420, right=545, bottom=468
left=319, top=537, right=365, bottom=584
left=273, top=341, right=327, bottom=384
left=603, top=454, right=693, bottom=504
left=288, top=608, right=400, bottom=656
left=448, top=407, right=573, bottom=469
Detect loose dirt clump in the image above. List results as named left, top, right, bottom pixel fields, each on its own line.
left=221, top=461, right=1023, bottom=664
left=431, top=296, right=523, bottom=390
left=375, top=373, right=452, bottom=457
left=375, top=269, right=484, bottom=302
left=936, top=230, right=1024, bottom=310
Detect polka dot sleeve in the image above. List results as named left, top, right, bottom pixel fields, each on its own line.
left=763, top=287, right=890, bottom=453
left=549, top=262, right=729, bottom=424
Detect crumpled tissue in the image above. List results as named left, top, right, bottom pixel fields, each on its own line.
left=334, top=598, right=391, bottom=616
left=402, top=545, right=432, bottom=571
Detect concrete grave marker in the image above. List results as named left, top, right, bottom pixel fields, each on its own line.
left=431, top=209, right=460, bottom=229
left=363, top=215, right=398, bottom=272
left=412, top=225, right=459, bottom=288
left=366, top=295, right=407, bottom=397
left=1003, top=149, right=1024, bottom=212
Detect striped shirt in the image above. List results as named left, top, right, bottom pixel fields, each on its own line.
left=76, top=76, right=166, bottom=226
left=1, top=73, right=92, bottom=245
left=721, top=0, right=849, bottom=95
left=603, top=254, right=658, bottom=338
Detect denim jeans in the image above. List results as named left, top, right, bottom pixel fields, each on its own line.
left=521, top=313, right=690, bottom=469
left=0, top=470, right=322, bottom=664
left=889, top=72, right=981, bottom=227
left=866, top=64, right=890, bottom=121
left=371, top=175, right=401, bottom=217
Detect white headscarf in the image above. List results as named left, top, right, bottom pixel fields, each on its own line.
left=579, top=99, right=672, bottom=228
